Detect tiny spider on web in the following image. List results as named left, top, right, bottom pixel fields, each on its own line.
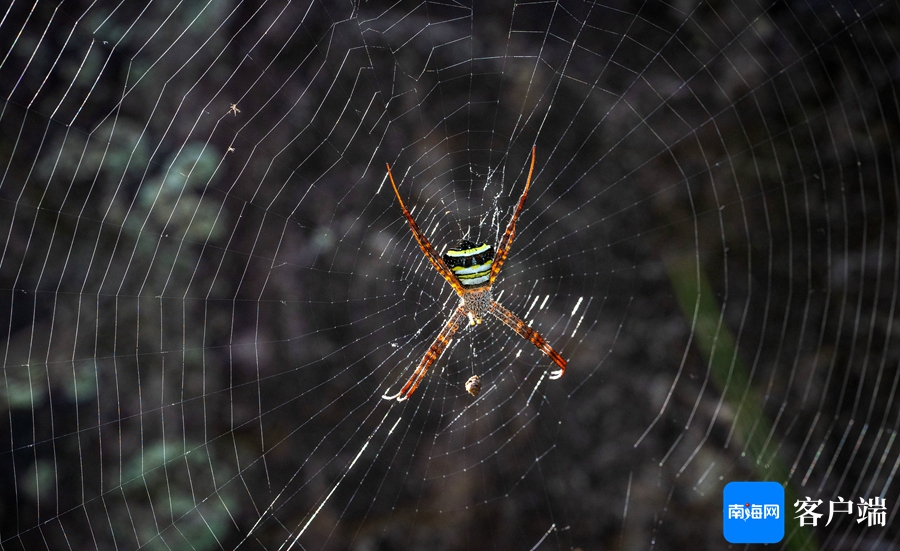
left=465, top=374, right=482, bottom=397
left=383, top=146, right=566, bottom=401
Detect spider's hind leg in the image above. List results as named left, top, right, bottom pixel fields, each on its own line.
left=383, top=308, right=467, bottom=401
left=489, top=300, right=566, bottom=379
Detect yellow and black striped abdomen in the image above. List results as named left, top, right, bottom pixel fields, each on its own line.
left=443, top=240, right=494, bottom=287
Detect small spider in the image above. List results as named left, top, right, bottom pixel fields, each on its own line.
left=383, top=146, right=566, bottom=401
left=465, top=375, right=482, bottom=397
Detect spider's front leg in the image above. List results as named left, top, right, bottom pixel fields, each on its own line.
left=490, top=300, right=566, bottom=379
left=489, top=145, right=536, bottom=285
left=383, top=307, right=467, bottom=401
left=386, top=163, right=466, bottom=295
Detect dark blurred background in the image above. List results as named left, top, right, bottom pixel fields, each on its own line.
left=0, top=0, right=899, bottom=549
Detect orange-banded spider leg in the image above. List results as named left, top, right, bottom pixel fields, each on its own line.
left=490, top=300, right=566, bottom=379
left=386, top=163, right=465, bottom=295
left=383, top=307, right=467, bottom=401
left=489, top=145, right=536, bottom=286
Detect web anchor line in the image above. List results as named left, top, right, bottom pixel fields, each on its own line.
left=280, top=405, right=395, bottom=550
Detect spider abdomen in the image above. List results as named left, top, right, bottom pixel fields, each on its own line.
left=443, top=240, right=493, bottom=287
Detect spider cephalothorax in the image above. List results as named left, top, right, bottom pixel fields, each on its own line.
left=459, top=287, right=492, bottom=326
left=383, top=146, right=566, bottom=401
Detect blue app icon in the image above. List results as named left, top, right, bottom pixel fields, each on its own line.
left=723, top=481, right=785, bottom=543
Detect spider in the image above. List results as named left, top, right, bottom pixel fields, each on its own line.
left=383, top=146, right=566, bottom=401
left=465, top=374, right=482, bottom=397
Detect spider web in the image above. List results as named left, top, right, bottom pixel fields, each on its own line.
left=1, top=0, right=899, bottom=549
